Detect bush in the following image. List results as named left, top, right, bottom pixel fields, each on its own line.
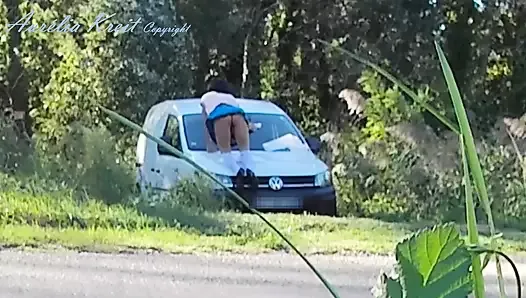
left=52, top=124, right=135, bottom=204
left=329, top=123, right=526, bottom=229
left=332, top=135, right=455, bottom=222
left=479, top=142, right=526, bottom=229
left=1, top=122, right=135, bottom=204
left=322, top=69, right=526, bottom=229
left=132, top=175, right=230, bottom=232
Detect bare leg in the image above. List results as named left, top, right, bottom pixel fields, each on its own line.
left=232, top=115, right=254, bottom=172
left=213, top=116, right=239, bottom=173
left=232, top=114, right=257, bottom=191
left=232, top=114, right=249, bottom=150
left=213, top=116, right=232, bottom=152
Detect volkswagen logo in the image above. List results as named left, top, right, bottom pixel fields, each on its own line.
left=268, top=176, right=283, bottom=191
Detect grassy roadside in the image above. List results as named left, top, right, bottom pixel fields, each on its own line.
left=0, top=216, right=408, bottom=254
left=1, top=191, right=526, bottom=255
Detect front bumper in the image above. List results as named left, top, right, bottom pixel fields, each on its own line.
left=216, top=186, right=337, bottom=215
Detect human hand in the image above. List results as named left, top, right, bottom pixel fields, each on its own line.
left=248, top=122, right=261, bottom=132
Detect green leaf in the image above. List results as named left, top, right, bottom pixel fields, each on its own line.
left=386, top=276, right=403, bottom=298
left=373, top=267, right=403, bottom=298
left=395, top=224, right=472, bottom=298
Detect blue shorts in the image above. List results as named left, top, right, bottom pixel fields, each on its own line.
left=206, top=103, right=246, bottom=145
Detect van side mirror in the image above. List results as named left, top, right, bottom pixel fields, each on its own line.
left=305, top=136, right=321, bottom=154
left=158, top=135, right=176, bottom=156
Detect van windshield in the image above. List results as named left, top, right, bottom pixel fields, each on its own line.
left=182, top=113, right=305, bottom=151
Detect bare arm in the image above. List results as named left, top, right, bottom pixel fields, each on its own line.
left=201, top=104, right=218, bottom=153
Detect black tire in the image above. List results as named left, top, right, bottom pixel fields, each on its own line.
left=315, top=200, right=337, bottom=217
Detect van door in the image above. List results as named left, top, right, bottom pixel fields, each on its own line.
left=155, top=115, right=195, bottom=190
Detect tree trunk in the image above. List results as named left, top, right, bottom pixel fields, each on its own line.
left=5, top=0, right=31, bottom=137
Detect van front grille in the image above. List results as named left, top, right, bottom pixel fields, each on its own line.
left=257, top=176, right=314, bottom=185
left=230, top=175, right=315, bottom=187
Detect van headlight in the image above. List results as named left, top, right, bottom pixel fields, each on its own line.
left=314, top=170, right=331, bottom=187
left=214, top=174, right=233, bottom=187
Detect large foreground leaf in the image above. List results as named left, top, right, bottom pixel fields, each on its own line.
left=386, top=276, right=403, bottom=298
left=372, top=266, right=403, bottom=298
left=396, top=224, right=472, bottom=298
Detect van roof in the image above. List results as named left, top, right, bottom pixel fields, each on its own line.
left=149, top=98, right=286, bottom=116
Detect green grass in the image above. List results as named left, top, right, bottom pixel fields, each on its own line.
left=0, top=219, right=400, bottom=254
left=2, top=191, right=526, bottom=255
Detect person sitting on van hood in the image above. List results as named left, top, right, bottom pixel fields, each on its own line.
left=200, top=78, right=257, bottom=190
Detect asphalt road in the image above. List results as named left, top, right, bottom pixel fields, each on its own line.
left=0, top=250, right=523, bottom=297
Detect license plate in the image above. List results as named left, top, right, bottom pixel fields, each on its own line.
left=256, top=197, right=302, bottom=209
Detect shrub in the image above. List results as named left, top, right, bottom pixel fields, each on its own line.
left=56, top=124, right=135, bottom=204
left=131, top=174, right=230, bottom=233
left=2, top=123, right=136, bottom=204
left=331, top=123, right=526, bottom=229
left=331, top=128, right=459, bottom=221
left=322, top=69, right=526, bottom=228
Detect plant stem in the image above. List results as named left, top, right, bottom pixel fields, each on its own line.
left=461, top=136, right=485, bottom=298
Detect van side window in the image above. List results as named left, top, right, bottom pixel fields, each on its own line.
left=159, top=115, right=182, bottom=154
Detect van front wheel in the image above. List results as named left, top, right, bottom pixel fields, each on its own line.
left=310, top=200, right=337, bottom=217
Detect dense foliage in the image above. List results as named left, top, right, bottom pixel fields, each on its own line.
left=2, top=0, right=526, bottom=231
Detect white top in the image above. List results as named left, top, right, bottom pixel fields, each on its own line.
left=200, top=91, right=239, bottom=114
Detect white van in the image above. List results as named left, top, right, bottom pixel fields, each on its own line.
left=135, top=98, right=336, bottom=216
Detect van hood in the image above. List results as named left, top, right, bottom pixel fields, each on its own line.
left=189, top=150, right=328, bottom=176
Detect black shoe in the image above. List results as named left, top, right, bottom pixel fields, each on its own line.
left=245, top=169, right=258, bottom=194
left=234, top=168, right=246, bottom=193
left=234, top=168, right=248, bottom=204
